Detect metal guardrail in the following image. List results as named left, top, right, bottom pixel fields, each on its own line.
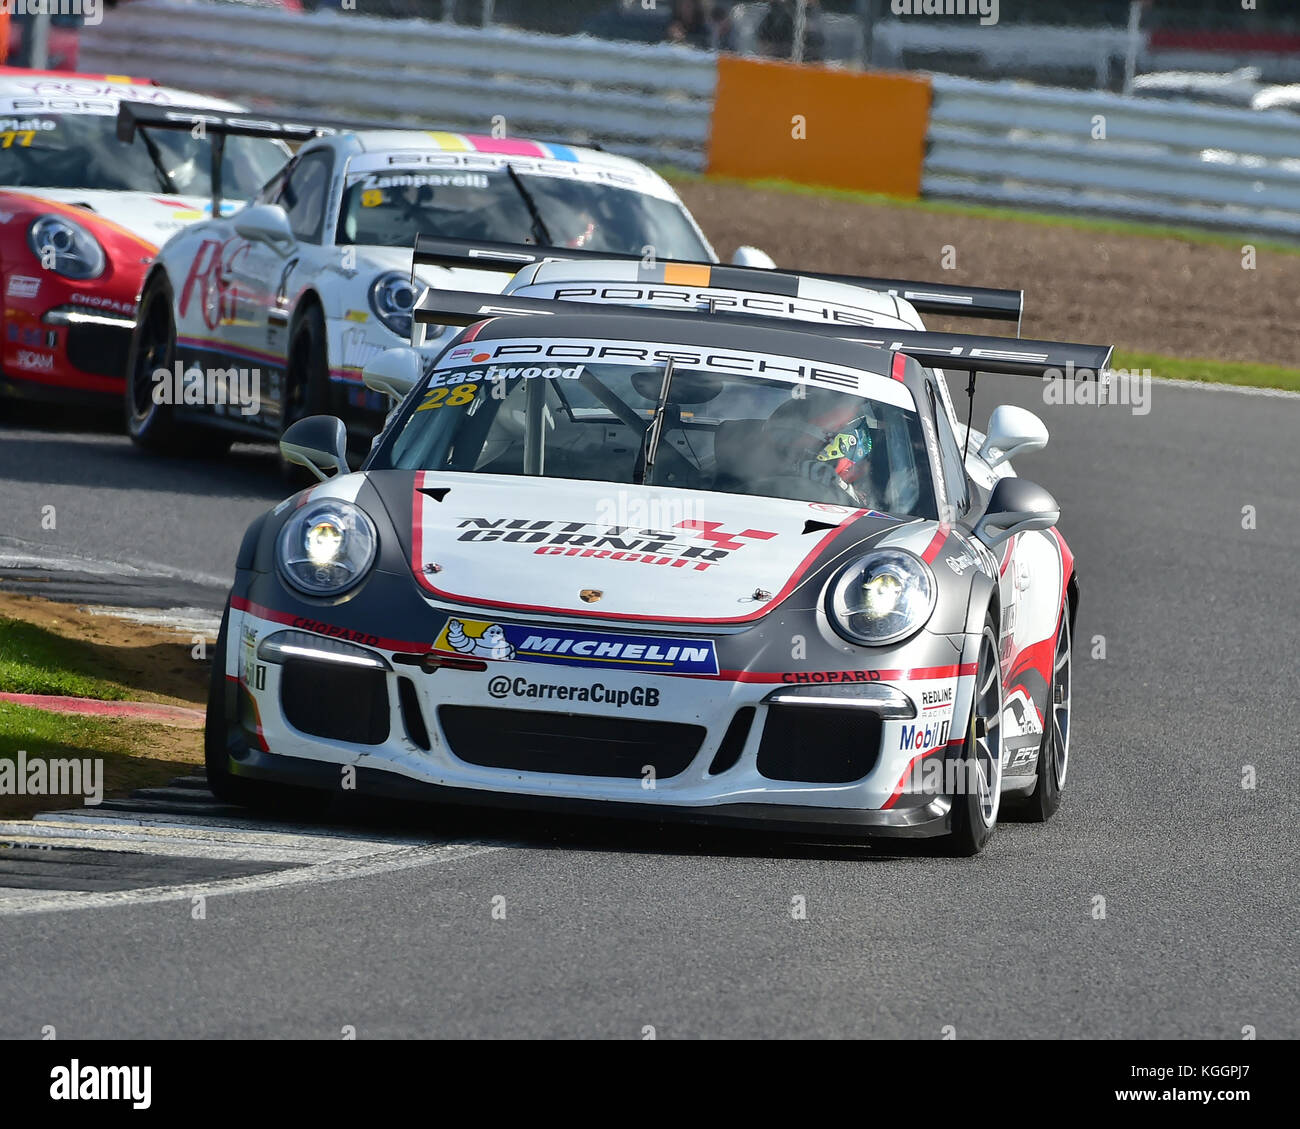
left=75, top=1, right=1300, bottom=237
left=927, top=74, right=1300, bottom=237
left=77, top=1, right=718, bottom=169
left=871, top=23, right=1140, bottom=88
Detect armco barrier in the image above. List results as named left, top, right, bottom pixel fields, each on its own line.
left=926, top=74, right=1300, bottom=237
left=76, top=0, right=718, bottom=169
left=73, top=0, right=1300, bottom=237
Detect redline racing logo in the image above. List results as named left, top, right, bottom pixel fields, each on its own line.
left=488, top=675, right=661, bottom=707
left=455, top=518, right=777, bottom=572
left=920, top=686, right=954, bottom=707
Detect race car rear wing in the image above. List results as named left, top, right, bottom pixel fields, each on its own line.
left=413, top=289, right=1112, bottom=380
left=411, top=234, right=1025, bottom=329
left=115, top=101, right=333, bottom=216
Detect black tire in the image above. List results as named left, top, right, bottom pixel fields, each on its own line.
left=124, top=273, right=232, bottom=457
left=204, top=601, right=328, bottom=816
left=943, top=610, right=1004, bottom=857
left=1008, top=603, right=1071, bottom=823
left=279, top=302, right=332, bottom=484
left=204, top=601, right=264, bottom=807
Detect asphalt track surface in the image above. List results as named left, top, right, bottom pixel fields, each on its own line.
left=0, top=378, right=1297, bottom=1039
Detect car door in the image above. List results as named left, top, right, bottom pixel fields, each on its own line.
left=227, top=149, right=333, bottom=424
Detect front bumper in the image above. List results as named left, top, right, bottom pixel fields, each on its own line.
left=230, top=745, right=955, bottom=838
left=224, top=594, right=978, bottom=839
left=0, top=305, right=134, bottom=401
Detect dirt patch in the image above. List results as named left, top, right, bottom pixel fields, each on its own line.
left=0, top=591, right=208, bottom=708
left=673, top=179, right=1300, bottom=368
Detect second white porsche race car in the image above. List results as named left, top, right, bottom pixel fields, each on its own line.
left=123, top=119, right=766, bottom=454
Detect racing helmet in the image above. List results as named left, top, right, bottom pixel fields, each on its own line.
left=814, top=417, right=873, bottom=484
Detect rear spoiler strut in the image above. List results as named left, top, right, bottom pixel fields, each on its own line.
left=412, top=234, right=1025, bottom=329
left=115, top=101, right=333, bottom=219
left=413, top=290, right=1111, bottom=380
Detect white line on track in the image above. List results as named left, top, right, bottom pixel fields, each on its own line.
left=0, top=809, right=504, bottom=916
left=83, top=605, right=222, bottom=636
left=1152, top=375, right=1300, bottom=400
left=0, top=536, right=233, bottom=589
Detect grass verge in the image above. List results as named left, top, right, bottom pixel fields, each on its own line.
left=0, top=701, right=201, bottom=820
left=1115, top=351, right=1300, bottom=393
left=0, top=615, right=135, bottom=700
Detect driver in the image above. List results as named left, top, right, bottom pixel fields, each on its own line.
left=763, top=394, right=878, bottom=505
left=564, top=207, right=599, bottom=248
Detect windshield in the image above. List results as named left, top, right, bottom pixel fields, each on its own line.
left=378, top=347, right=937, bottom=518
left=336, top=166, right=711, bottom=260
left=0, top=114, right=286, bottom=197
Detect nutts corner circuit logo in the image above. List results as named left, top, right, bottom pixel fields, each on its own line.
left=452, top=517, right=778, bottom=572
left=435, top=618, right=719, bottom=676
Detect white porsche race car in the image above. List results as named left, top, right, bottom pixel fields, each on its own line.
left=122, top=113, right=765, bottom=454
left=212, top=272, right=1110, bottom=854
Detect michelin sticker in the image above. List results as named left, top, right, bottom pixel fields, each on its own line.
left=436, top=618, right=718, bottom=676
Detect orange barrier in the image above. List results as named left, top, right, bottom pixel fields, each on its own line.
left=708, top=57, right=932, bottom=198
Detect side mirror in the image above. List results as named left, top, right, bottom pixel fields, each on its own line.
left=978, top=404, right=1049, bottom=468
left=363, top=347, right=422, bottom=404
left=234, top=203, right=294, bottom=252
left=974, top=477, right=1060, bottom=548
left=731, top=245, right=776, bottom=269
left=280, top=415, right=350, bottom=482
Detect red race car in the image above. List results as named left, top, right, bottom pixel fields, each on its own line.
left=0, top=69, right=289, bottom=405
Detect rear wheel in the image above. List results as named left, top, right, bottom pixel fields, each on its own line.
left=1011, top=604, right=1071, bottom=822
left=944, top=613, right=1004, bottom=856
left=124, top=274, right=231, bottom=457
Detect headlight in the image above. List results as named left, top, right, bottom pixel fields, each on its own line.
left=277, top=500, right=378, bottom=597
left=827, top=549, right=936, bottom=646
left=27, top=215, right=106, bottom=280
left=368, top=272, right=417, bottom=339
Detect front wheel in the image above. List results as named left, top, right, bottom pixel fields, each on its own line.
left=124, top=274, right=231, bottom=457
left=1009, top=603, right=1071, bottom=822
left=943, top=612, right=1004, bottom=856
left=204, top=601, right=323, bottom=815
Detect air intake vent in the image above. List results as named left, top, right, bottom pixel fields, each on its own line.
left=757, top=705, right=881, bottom=784
left=398, top=677, right=430, bottom=750
left=280, top=660, right=389, bottom=745
left=438, top=706, right=704, bottom=779
left=708, top=707, right=755, bottom=776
